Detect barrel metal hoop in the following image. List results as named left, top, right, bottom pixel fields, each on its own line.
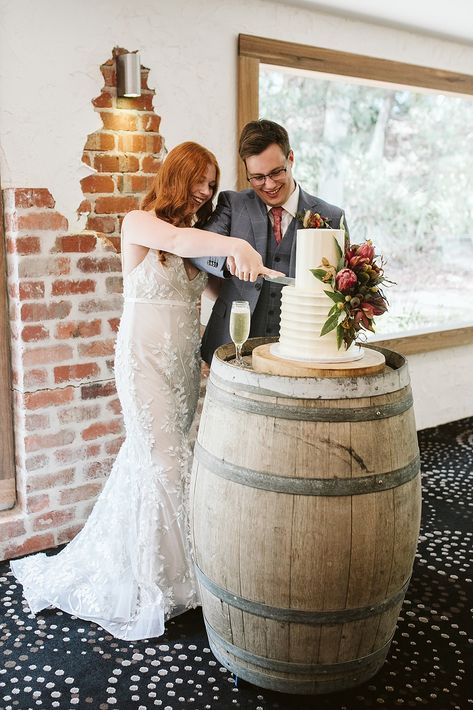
left=205, top=620, right=394, bottom=675
left=194, top=441, right=420, bottom=496
left=195, top=564, right=409, bottom=625
left=206, top=378, right=413, bottom=422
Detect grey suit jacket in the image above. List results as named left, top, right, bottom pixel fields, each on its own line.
left=193, top=186, right=347, bottom=365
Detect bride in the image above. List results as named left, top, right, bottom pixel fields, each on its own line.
left=11, top=141, right=281, bottom=640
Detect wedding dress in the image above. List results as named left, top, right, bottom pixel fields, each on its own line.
left=11, top=249, right=207, bottom=640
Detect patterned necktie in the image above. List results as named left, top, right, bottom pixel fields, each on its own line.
left=271, top=206, right=283, bottom=245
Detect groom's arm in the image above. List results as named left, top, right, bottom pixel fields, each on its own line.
left=190, top=191, right=233, bottom=278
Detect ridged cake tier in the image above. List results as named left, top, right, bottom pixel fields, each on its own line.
left=278, top=286, right=360, bottom=362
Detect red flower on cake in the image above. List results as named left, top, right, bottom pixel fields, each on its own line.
left=335, top=268, right=357, bottom=293
left=311, top=239, right=393, bottom=350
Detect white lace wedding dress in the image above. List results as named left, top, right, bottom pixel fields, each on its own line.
left=11, top=250, right=207, bottom=640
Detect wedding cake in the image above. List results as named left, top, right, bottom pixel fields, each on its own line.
left=275, top=229, right=362, bottom=363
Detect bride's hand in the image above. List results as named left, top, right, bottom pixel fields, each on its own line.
left=231, top=242, right=284, bottom=282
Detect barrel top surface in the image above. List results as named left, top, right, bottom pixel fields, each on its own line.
left=211, top=338, right=410, bottom=399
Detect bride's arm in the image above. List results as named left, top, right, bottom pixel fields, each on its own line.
left=122, top=210, right=281, bottom=280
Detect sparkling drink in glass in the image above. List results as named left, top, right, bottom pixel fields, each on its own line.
left=230, top=301, right=250, bottom=366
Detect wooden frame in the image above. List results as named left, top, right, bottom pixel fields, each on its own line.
left=0, top=188, right=16, bottom=510
left=237, top=34, right=473, bottom=354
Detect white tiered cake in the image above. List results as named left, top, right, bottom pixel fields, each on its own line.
left=274, top=229, right=363, bottom=363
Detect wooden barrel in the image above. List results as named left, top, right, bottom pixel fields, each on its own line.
left=190, top=339, right=421, bottom=695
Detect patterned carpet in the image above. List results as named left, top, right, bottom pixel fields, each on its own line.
left=1, top=417, right=472, bottom=710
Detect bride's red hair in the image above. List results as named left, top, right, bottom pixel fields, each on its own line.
left=142, top=141, right=220, bottom=227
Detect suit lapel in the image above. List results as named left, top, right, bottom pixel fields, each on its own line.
left=245, top=193, right=269, bottom=259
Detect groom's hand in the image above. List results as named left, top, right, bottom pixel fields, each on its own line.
left=226, top=256, right=236, bottom=276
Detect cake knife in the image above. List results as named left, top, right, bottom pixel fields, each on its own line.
left=263, top=274, right=295, bottom=286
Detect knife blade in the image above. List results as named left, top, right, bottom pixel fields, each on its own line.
left=263, top=274, right=295, bottom=286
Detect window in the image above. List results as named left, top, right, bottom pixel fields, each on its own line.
left=238, top=35, right=473, bottom=351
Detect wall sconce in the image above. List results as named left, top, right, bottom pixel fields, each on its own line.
left=117, top=52, right=141, bottom=98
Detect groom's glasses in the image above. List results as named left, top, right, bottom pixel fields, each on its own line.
left=247, top=163, right=288, bottom=187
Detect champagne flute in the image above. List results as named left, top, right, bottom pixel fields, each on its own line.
left=230, top=301, right=251, bottom=367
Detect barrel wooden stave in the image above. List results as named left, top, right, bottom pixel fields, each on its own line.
left=191, top=344, right=421, bottom=694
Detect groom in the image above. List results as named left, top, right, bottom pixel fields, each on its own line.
left=194, top=119, right=347, bottom=365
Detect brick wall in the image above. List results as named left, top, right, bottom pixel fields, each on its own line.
left=0, top=48, right=166, bottom=561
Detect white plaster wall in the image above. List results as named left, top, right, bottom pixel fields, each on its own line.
left=1, top=0, right=472, bottom=429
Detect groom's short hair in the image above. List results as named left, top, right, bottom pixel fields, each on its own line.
left=239, top=119, right=291, bottom=161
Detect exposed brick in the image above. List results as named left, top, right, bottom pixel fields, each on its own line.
left=55, top=319, right=101, bottom=339
left=94, top=196, right=139, bottom=215
left=25, top=413, right=50, bottom=431
left=141, top=155, right=162, bottom=173
left=116, top=93, right=154, bottom=111
left=93, top=154, right=120, bottom=172
left=54, top=362, right=99, bottom=384
left=85, top=458, right=114, bottom=479
left=59, top=483, right=102, bottom=505
left=25, top=429, right=76, bottom=453
left=25, top=453, right=49, bottom=471
left=17, top=212, right=68, bottom=231
left=108, top=317, right=120, bottom=333
left=25, top=386, right=75, bottom=410
left=23, top=344, right=73, bottom=367
left=33, top=509, right=75, bottom=532
left=77, top=199, right=92, bottom=214
left=94, top=154, right=139, bottom=173
left=145, top=135, right=163, bottom=153
left=117, top=174, right=150, bottom=193
left=105, top=276, right=123, bottom=294
left=58, top=404, right=101, bottom=424
left=78, top=340, right=116, bottom=357
left=27, top=493, right=50, bottom=513
left=100, top=112, right=137, bottom=131
left=80, top=175, right=115, bottom=194
left=14, top=188, right=55, bottom=209
left=78, top=297, right=122, bottom=314
left=117, top=134, right=147, bottom=152
left=106, top=398, right=122, bottom=416
left=4, top=533, right=55, bottom=560
left=77, top=255, right=122, bottom=273
left=23, top=369, right=48, bottom=388
left=19, top=281, right=45, bottom=300
left=81, top=381, right=116, bottom=400
left=140, top=69, right=150, bottom=90
left=91, top=92, right=113, bottom=109
left=82, top=419, right=122, bottom=441
left=84, top=131, right=115, bottom=150
left=14, top=236, right=41, bottom=255
left=54, top=443, right=100, bottom=465
left=81, top=154, right=92, bottom=167
left=100, top=64, right=116, bottom=87
left=54, top=234, right=97, bottom=253
left=85, top=216, right=117, bottom=234
left=104, top=435, right=124, bottom=455
left=107, top=236, right=121, bottom=252
left=52, top=279, right=95, bottom=296
left=57, top=524, right=84, bottom=545
left=21, top=324, right=49, bottom=342
left=21, top=301, right=71, bottom=323
left=27, top=468, right=75, bottom=493
left=140, top=114, right=161, bottom=132
left=19, top=256, right=70, bottom=279
left=0, top=520, right=27, bottom=542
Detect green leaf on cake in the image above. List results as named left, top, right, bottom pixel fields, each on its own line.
left=310, top=268, right=327, bottom=281
left=320, top=311, right=340, bottom=336
left=336, top=324, right=344, bottom=349
left=324, top=290, right=345, bottom=303
left=334, top=237, right=343, bottom=262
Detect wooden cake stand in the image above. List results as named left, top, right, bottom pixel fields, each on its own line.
left=251, top=343, right=386, bottom=378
